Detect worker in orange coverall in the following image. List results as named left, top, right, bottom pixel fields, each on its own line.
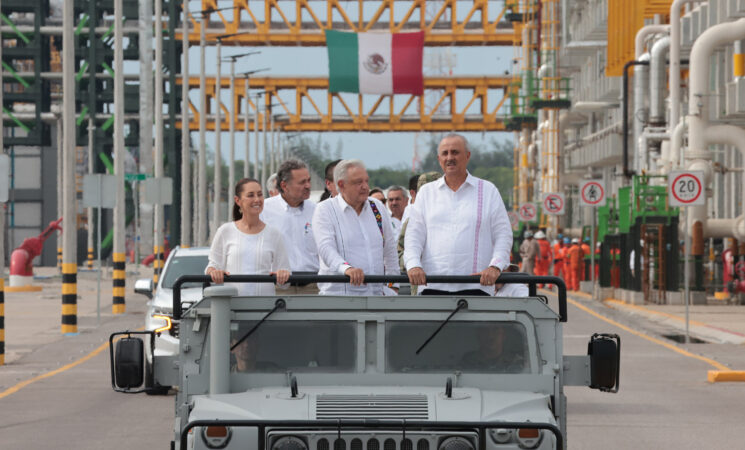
left=580, top=237, right=591, bottom=281
left=565, top=238, right=585, bottom=291
left=534, top=231, right=552, bottom=287
left=553, top=236, right=567, bottom=279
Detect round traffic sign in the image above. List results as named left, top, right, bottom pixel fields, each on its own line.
left=671, top=172, right=703, bottom=205
left=543, top=193, right=565, bottom=215
left=580, top=181, right=605, bottom=206
left=518, top=203, right=537, bottom=222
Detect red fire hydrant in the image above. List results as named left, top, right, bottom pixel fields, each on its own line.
left=9, top=218, right=63, bottom=287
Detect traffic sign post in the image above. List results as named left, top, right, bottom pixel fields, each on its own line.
left=82, top=174, right=117, bottom=324
left=518, top=202, right=537, bottom=223
left=668, top=170, right=705, bottom=207
left=667, top=170, right=705, bottom=344
left=579, top=180, right=606, bottom=207
left=542, top=193, right=565, bottom=216
left=579, top=180, right=606, bottom=291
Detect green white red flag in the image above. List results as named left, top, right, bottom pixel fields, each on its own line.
left=325, top=30, right=424, bottom=95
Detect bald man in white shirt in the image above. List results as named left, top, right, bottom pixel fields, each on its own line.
left=404, top=134, right=513, bottom=295
left=312, top=159, right=399, bottom=295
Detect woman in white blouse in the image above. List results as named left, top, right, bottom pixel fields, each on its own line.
left=206, top=178, right=291, bottom=295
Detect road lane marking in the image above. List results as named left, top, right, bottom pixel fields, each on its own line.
left=0, top=327, right=144, bottom=400
left=0, top=340, right=110, bottom=400
left=542, top=289, right=731, bottom=372
left=603, top=298, right=745, bottom=339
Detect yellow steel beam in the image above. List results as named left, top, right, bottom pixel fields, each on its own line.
left=178, top=0, right=519, bottom=47
left=177, top=76, right=509, bottom=132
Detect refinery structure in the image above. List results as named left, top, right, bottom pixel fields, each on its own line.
left=1, top=0, right=744, bottom=305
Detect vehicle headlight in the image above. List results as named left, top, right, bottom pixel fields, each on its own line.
left=272, top=436, right=308, bottom=450
left=488, top=428, right=513, bottom=444
left=516, top=429, right=543, bottom=449
left=201, top=426, right=232, bottom=449
left=152, top=314, right=172, bottom=334
left=438, top=437, right=474, bottom=450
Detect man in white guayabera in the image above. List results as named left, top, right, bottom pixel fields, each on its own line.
left=404, top=134, right=513, bottom=295
left=261, top=159, right=320, bottom=294
left=312, top=159, right=399, bottom=296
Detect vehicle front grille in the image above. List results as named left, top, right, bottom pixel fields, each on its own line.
left=315, top=395, right=429, bottom=420
left=316, top=437, right=434, bottom=450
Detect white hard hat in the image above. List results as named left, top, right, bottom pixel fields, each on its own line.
left=524, top=230, right=533, bottom=238
left=571, top=238, right=580, bottom=244
left=534, top=231, right=545, bottom=239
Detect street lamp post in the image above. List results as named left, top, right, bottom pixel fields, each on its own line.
left=220, top=51, right=259, bottom=222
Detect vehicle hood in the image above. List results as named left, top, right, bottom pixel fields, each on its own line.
left=152, top=286, right=203, bottom=312
left=189, top=386, right=554, bottom=424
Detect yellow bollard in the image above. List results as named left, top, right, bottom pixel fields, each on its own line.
left=112, top=252, right=126, bottom=314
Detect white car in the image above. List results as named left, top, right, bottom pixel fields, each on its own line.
left=134, top=246, right=210, bottom=392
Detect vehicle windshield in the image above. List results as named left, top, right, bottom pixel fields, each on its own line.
left=386, top=321, right=530, bottom=374
left=161, top=255, right=209, bottom=289
left=230, top=320, right=356, bottom=373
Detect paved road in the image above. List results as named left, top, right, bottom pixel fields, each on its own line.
left=1, top=286, right=743, bottom=449
left=561, top=294, right=745, bottom=449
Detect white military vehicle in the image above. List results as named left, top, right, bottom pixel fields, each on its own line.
left=110, top=274, right=619, bottom=450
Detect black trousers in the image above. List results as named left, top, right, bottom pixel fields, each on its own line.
left=419, top=288, right=490, bottom=296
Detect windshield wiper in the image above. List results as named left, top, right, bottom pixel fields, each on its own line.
left=415, top=299, right=468, bottom=355
left=230, top=298, right=286, bottom=351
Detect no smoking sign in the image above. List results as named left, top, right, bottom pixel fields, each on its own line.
left=542, top=193, right=565, bottom=216
left=518, top=202, right=537, bottom=222
left=579, top=180, right=606, bottom=207
left=668, top=170, right=705, bottom=207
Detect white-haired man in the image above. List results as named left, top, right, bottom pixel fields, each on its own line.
left=312, top=159, right=399, bottom=295
left=386, top=185, right=409, bottom=239
left=265, top=173, right=279, bottom=197
left=404, top=133, right=513, bottom=295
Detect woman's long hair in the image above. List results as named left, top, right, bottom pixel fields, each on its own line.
left=233, top=178, right=262, bottom=221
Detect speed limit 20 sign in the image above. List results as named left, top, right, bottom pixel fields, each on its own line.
left=668, top=170, right=705, bottom=207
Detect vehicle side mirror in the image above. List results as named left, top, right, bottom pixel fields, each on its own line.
left=112, top=336, right=145, bottom=391
left=134, top=278, right=154, bottom=299
left=587, top=333, right=620, bottom=393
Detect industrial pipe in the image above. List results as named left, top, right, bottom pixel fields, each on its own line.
left=670, top=0, right=702, bottom=136
left=650, top=36, right=671, bottom=125
left=633, top=54, right=650, bottom=174
left=635, top=24, right=669, bottom=59
left=687, top=19, right=745, bottom=243
left=622, top=59, right=650, bottom=179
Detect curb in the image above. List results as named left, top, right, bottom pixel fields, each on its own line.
left=707, top=371, right=745, bottom=383
left=5, top=285, right=44, bottom=293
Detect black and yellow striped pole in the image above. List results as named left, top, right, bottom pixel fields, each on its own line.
left=61, top=0, right=78, bottom=334
left=61, top=263, right=77, bottom=334
left=152, top=244, right=163, bottom=286
left=57, top=247, right=63, bottom=271
left=112, top=0, right=126, bottom=315
left=112, top=252, right=126, bottom=314
left=87, top=247, right=94, bottom=269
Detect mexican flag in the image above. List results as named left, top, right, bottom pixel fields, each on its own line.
left=325, top=30, right=424, bottom=96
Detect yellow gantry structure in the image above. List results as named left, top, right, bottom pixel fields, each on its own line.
left=178, top=76, right=511, bottom=132
left=182, top=0, right=519, bottom=47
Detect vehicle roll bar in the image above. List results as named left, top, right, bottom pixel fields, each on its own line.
left=172, top=274, right=567, bottom=322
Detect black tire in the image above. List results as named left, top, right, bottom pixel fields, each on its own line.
left=144, top=358, right=171, bottom=396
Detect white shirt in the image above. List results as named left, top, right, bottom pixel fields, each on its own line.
left=403, top=172, right=513, bottom=294
left=261, top=195, right=319, bottom=272
left=312, top=195, right=400, bottom=295
left=205, top=222, right=291, bottom=295
left=391, top=216, right=403, bottom=240
left=495, top=282, right=529, bottom=297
